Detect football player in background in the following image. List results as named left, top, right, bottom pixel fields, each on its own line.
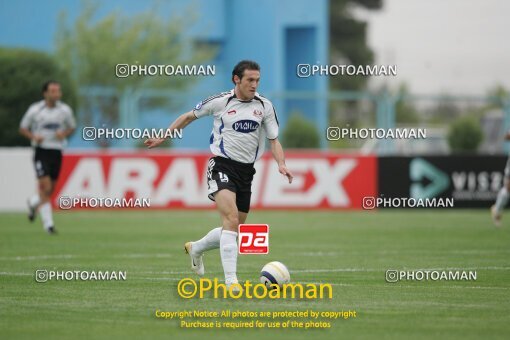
left=491, top=131, right=510, bottom=226
left=19, top=81, right=76, bottom=234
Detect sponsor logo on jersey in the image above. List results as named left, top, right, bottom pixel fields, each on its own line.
left=227, top=109, right=236, bottom=115
left=194, top=101, right=203, bottom=110
left=42, top=123, right=60, bottom=130
left=253, top=109, right=263, bottom=117
left=233, top=120, right=259, bottom=133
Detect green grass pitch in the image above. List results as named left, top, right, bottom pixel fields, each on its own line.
left=1, top=210, right=509, bottom=339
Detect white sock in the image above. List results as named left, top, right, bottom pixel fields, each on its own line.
left=495, top=187, right=509, bottom=213
left=29, top=194, right=40, bottom=208
left=191, top=227, right=222, bottom=254
left=39, top=202, right=54, bottom=230
left=220, top=230, right=238, bottom=282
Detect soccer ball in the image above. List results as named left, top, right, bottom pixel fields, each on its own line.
left=260, top=261, right=290, bottom=289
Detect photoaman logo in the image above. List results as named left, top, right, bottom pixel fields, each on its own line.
left=177, top=278, right=332, bottom=299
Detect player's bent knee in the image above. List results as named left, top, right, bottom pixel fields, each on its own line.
left=40, top=184, right=52, bottom=197
left=222, top=212, right=239, bottom=231
left=38, top=187, right=50, bottom=198
left=40, top=191, right=51, bottom=201
left=227, top=214, right=239, bottom=227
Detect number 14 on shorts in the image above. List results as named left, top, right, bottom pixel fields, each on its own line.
left=238, top=224, right=269, bottom=254
left=218, top=172, right=229, bottom=183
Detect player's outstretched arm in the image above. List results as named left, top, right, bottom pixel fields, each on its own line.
left=269, top=138, right=293, bottom=184
left=144, top=111, right=197, bottom=148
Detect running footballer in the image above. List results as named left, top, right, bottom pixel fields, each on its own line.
left=19, top=80, right=76, bottom=234
left=144, top=60, right=293, bottom=289
left=491, top=130, right=510, bottom=226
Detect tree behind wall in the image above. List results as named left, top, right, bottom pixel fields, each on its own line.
left=282, top=113, right=321, bottom=149
left=54, top=1, right=215, bottom=145
left=0, top=48, right=77, bottom=146
left=329, top=0, right=383, bottom=91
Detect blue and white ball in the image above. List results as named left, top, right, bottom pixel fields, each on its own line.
left=260, top=261, right=290, bottom=289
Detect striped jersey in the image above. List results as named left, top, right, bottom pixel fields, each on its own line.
left=193, top=89, right=279, bottom=164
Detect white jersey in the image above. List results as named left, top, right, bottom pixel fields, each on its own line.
left=193, top=89, right=279, bottom=164
left=20, top=100, right=76, bottom=150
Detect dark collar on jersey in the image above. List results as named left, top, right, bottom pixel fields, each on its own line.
left=226, top=91, right=265, bottom=108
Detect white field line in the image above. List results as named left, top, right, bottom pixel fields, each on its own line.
left=1, top=273, right=509, bottom=290
left=290, top=250, right=510, bottom=256
left=0, top=253, right=171, bottom=261
left=0, top=255, right=76, bottom=261
left=3, top=266, right=507, bottom=276
left=2, top=249, right=508, bottom=262
left=299, top=281, right=510, bottom=290
left=292, top=266, right=510, bottom=273
left=112, top=254, right=172, bottom=259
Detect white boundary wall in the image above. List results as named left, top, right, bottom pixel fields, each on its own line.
left=0, top=148, right=37, bottom=211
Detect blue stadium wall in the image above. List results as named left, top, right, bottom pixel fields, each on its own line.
left=0, top=0, right=329, bottom=149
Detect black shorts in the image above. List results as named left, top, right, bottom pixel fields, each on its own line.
left=206, top=156, right=256, bottom=213
left=33, top=147, right=62, bottom=181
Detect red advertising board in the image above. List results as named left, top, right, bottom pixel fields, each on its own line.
left=52, top=151, right=377, bottom=209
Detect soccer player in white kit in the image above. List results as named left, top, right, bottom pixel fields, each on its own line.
left=491, top=132, right=510, bottom=226
left=145, top=60, right=293, bottom=288
left=19, top=81, right=76, bottom=234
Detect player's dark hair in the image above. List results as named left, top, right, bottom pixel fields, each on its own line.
left=42, top=80, right=60, bottom=93
left=232, top=60, right=260, bottom=84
